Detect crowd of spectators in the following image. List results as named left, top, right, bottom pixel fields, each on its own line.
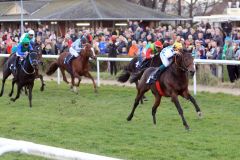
left=1, top=20, right=240, bottom=81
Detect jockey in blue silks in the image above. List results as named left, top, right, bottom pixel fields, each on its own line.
left=11, top=37, right=33, bottom=74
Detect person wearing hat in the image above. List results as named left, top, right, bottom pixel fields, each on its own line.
left=137, top=40, right=163, bottom=69
left=11, top=37, right=33, bottom=75
left=20, top=29, right=35, bottom=48
left=64, top=33, right=87, bottom=65
left=146, top=42, right=183, bottom=84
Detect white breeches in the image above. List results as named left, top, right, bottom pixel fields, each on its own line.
left=69, top=47, right=79, bottom=57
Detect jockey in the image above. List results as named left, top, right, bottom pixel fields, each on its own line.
left=137, top=40, right=163, bottom=69
left=146, top=42, right=183, bottom=84
left=65, top=35, right=87, bottom=64
left=20, top=29, right=35, bottom=47
left=12, top=37, right=33, bottom=74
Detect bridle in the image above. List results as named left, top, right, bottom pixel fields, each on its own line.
left=21, top=52, right=38, bottom=75
left=174, top=54, right=189, bottom=72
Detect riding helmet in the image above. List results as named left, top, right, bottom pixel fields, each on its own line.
left=154, top=40, right=163, bottom=48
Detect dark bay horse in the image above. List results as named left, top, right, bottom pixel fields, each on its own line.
left=127, top=52, right=202, bottom=130
left=117, top=54, right=162, bottom=102
left=33, top=44, right=45, bottom=92
left=46, top=43, right=97, bottom=93
left=117, top=54, right=162, bottom=84
left=0, top=51, right=39, bottom=107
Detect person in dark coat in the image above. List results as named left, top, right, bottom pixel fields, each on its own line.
left=107, top=35, right=118, bottom=75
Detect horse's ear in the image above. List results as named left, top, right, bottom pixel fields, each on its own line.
left=85, top=43, right=92, bottom=50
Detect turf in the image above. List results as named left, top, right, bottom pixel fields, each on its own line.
left=0, top=80, right=239, bottom=160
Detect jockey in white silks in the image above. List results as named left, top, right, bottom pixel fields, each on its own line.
left=65, top=36, right=87, bottom=64
left=146, top=42, right=183, bottom=84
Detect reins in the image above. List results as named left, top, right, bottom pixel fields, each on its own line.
left=20, top=53, right=37, bottom=75
left=174, top=55, right=188, bottom=72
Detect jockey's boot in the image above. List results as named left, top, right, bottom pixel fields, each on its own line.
left=136, top=61, right=141, bottom=69
left=12, top=57, right=20, bottom=76
left=140, top=59, right=150, bottom=70
left=146, top=65, right=166, bottom=84
left=65, top=54, right=74, bottom=64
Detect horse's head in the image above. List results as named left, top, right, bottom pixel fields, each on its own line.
left=34, top=44, right=43, bottom=65
left=28, top=51, right=39, bottom=68
left=174, top=50, right=195, bottom=77
left=83, top=43, right=96, bottom=60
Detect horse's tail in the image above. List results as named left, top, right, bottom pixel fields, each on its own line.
left=129, top=69, right=145, bottom=84
left=117, top=69, right=130, bottom=83
left=46, top=61, right=59, bottom=75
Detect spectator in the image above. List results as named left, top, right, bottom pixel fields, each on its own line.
left=192, top=40, right=206, bottom=59
left=128, top=40, right=138, bottom=57
left=107, top=35, right=118, bottom=75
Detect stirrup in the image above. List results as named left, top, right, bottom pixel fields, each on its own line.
left=146, top=75, right=156, bottom=84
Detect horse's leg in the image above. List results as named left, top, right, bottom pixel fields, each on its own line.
left=24, top=86, right=28, bottom=95
left=38, top=74, right=45, bottom=92
left=70, top=74, right=78, bottom=93
left=28, top=84, right=34, bottom=108
left=152, top=94, right=161, bottom=125
left=0, top=70, right=11, bottom=97
left=9, top=78, right=17, bottom=97
left=84, top=72, right=97, bottom=93
left=77, top=76, right=82, bottom=87
left=127, top=88, right=146, bottom=121
left=172, top=95, right=190, bottom=130
left=60, top=68, right=69, bottom=84
left=182, top=91, right=202, bottom=117
left=10, top=84, right=22, bottom=102
left=135, top=81, right=143, bottom=104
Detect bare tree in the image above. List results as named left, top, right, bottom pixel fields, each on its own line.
left=184, top=0, right=218, bottom=18
left=128, top=0, right=168, bottom=11
left=178, top=0, right=182, bottom=16
left=161, top=0, right=168, bottom=12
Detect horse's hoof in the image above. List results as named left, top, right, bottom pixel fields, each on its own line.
left=40, top=87, right=44, bottom=92
left=10, top=98, right=15, bottom=102
left=73, top=86, right=78, bottom=93
left=185, top=126, right=190, bottom=131
left=8, top=93, right=12, bottom=97
left=197, top=111, right=203, bottom=118
left=127, top=116, right=132, bottom=121
left=94, top=90, right=98, bottom=93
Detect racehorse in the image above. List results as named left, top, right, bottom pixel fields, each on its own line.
left=46, top=43, right=97, bottom=93
left=33, top=44, right=45, bottom=92
left=117, top=54, right=162, bottom=103
left=0, top=51, right=39, bottom=107
left=117, top=54, right=162, bottom=84
left=4, top=44, right=44, bottom=95
left=127, top=51, right=202, bottom=130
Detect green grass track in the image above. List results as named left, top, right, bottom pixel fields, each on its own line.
left=0, top=81, right=239, bottom=160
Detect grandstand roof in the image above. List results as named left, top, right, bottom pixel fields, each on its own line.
left=0, top=0, right=188, bottom=21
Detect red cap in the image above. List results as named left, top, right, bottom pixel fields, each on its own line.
left=111, top=35, right=117, bottom=42
left=154, top=40, right=163, bottom=48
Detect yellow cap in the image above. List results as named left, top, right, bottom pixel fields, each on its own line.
left=173, top=42, right=183, bottom=50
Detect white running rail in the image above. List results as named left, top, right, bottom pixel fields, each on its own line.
left=1, top=54, right=240, bottom=95
left=0, top=137, right=122, bottom=160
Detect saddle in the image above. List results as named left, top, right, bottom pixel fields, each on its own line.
left=64, top=54, right=77, bottom=74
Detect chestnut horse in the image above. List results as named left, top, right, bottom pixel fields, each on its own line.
left=46, top=43, right=97, bottom=93
left=127, top=51, right=202, bottom=130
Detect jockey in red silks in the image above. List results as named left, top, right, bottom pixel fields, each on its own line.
left=137, top=40, right=163, bottom=69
